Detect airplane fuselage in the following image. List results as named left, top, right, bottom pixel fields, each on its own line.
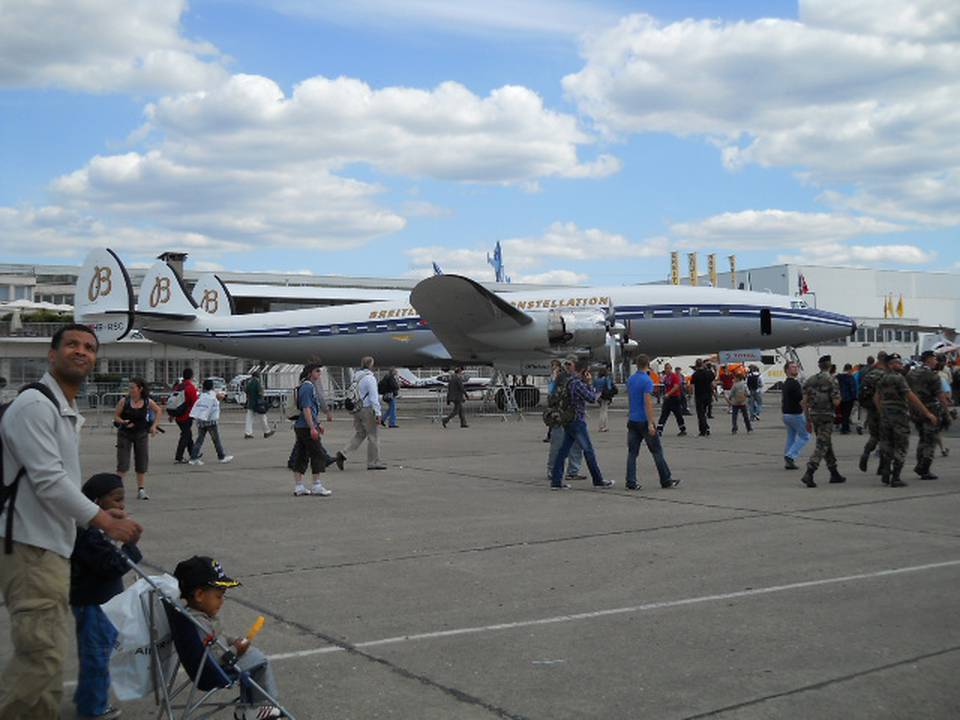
left=140, top=285, right=854, bottom=372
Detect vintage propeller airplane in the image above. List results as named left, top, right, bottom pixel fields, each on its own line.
left=75, top=249, right=856, bottom=374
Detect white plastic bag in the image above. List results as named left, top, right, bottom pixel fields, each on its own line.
left=101, top=574, right=180, bottom=701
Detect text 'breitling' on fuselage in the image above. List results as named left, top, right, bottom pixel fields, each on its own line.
left=368, top=307, right=420, bottom=319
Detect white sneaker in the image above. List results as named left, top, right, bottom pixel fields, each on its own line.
left=311, top=482, right=332, bottom=497
left=234, top=706, right=282, bottom=720
left=293, top=484, right=311, bottom=496
left=137, top=488, right=149, bottom=500
left=219, top=455, right=234, bottom=464
left=188, top=458, right=203, bottom=466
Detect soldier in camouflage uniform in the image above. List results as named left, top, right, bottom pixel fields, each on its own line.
left=800, top=355, right=845, bottom=488
left=907, top=350, right=949, bottom=479
left=857, top=352, right=887, bottom=473
left=874, top=353, right=938, bottom=487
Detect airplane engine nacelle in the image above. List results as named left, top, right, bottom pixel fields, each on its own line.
left=547, top=309, right=608, bottom=349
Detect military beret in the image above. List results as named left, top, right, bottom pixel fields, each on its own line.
left=919, top=350, right=937, bottom=361
left=886, top=353, right=902, bottom=362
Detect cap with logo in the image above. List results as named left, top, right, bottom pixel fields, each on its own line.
left=886, top=353, right=902, bottom=362
left=174, top=555, right=241, bottom=597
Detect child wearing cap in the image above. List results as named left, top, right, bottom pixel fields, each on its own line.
left=70, top=473, right=143, bottom=720
left=174, top=556, right=283, bottom=720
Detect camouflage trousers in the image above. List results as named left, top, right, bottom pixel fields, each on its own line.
left=878, top=409, right=910, bottom=467
left=806, top=416, right=837, bottom=472
left=862, top=407, right=880, bottom=455
left=913, top=417, right=940, bottom=465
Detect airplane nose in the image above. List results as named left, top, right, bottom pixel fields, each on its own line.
left=849, top=319, right=858, bottom=336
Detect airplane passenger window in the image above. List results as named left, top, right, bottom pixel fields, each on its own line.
left=330, top=325, right=339, bottom=334
left=644, top=309, right=654, bottom=319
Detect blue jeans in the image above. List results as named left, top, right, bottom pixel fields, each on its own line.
left=783, top=413, right=810, bottom=460
left=748, top=389, right=763, bottom=418
left=236, top=646, right=279, bottom=704
left=191, top=422, right=225, bottom=460
left=547, top=425, right=582, bottom=477
left=626, top=420, right=671, bottom=487
left=384, top=397, right=398, bottom=427
left=550, top=419, right=603, bottom=486
left=73, top=605, right=118, bottom=716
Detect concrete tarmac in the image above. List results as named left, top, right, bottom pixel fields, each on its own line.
left=2, top=403, right=959, bottom=719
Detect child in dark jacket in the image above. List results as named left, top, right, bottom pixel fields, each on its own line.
left=70, top=473, right=142, bottom=720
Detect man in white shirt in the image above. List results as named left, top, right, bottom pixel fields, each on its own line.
left=0, top=325, right=143, bottom=719
left=335, top=356, right=386, bottom=470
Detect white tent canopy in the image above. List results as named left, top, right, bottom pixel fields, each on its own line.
left=0, top=299, right=73, bottom=313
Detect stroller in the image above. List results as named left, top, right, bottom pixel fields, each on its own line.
left=120, top=559, right=297, bottom=720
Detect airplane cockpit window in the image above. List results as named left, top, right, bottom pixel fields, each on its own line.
left=790, top=300, right=809, bottom=309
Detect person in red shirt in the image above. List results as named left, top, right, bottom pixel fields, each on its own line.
left=172, top=367, right=199, bottom=464
left=656, top=363, right=687, bottom=436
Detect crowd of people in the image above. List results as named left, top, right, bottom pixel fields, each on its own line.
left=0, top=323, right=955, bottom=718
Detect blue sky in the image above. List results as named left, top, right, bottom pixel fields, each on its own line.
left=1, top=0, right=956, bottom=285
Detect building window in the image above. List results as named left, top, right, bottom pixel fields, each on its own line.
left=0, top=287, right=8, bottom=301
left=155, top=360, right=192, bottom=387
left=199, top=359, right=245, bottom=382
left=106, top=359, right=147, bottom=378
left=8, top=358, right=49, bottom=386
left=14, top=286, right=32, bottom=300
left=866, top=328, right=876, bottom=343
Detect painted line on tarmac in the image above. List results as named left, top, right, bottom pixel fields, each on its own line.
left=681, top=643, right=960, bottom=719
left=267, top=558, right=960, bottom=662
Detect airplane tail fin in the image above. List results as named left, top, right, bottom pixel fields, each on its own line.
left=136, top=261, right=198, bottom=319
left=75, top=249, right=136, bottom=342
left=192, top=273, right=234, bottom=316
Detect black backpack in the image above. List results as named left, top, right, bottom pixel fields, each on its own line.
left=1, top=383, right=59, bottom=554
left=747, top=373, right=759, bottom=391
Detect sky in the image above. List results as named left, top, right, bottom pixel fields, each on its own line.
left=1, top=0, right=957, bottom=286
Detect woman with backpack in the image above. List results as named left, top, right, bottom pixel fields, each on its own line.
left=113, top=378, right=162, bottom=500
left=379, top=368, right=400, bottom=428
left=592, top=365, right=616, bottom=432
left=243, top=370, right=275, bottom=439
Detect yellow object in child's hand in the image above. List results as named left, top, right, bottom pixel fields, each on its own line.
left=246, top=616, right=265, bottom=642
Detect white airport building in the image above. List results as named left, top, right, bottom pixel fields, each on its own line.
left=0, top=258, right=956, bottom=395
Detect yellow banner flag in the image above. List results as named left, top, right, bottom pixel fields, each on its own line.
left=670, top=252, right=680, bottom=285
left=896, top=294, right=904, bottom=318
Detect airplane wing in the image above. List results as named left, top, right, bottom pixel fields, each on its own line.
left=410, top=275, right=532, bottom=361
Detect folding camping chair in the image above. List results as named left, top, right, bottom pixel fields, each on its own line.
left=125, top=560, right=296, bottom=720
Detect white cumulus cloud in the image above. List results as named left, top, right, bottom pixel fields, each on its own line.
left=406, top=221, right=666, bottom=284
left=563, top=2, right=960, bottom=228
left=670, top=210, right=905, bottom=248
left=146, top=74, right=619, bottom=182
left=0, top=205, right=244, bottom=259
left=41, top=73, right=617, bottom=258
left=0, top=0, right=227, bottom=93
left=669, top=208, right=933, bottom=267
